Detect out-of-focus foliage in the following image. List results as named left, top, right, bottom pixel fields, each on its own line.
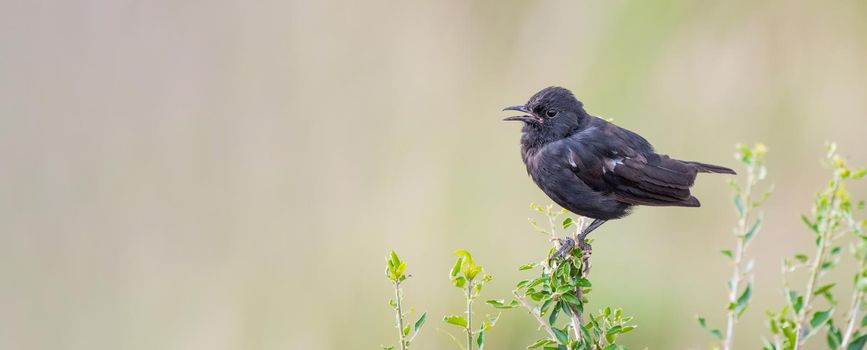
left=764, top=144, right=865, bottom=350
left=700, top=143, right=772, bottom=350
left=442, top=250, right=498, bottom=350
left=384, top=251, right=427, bottom=350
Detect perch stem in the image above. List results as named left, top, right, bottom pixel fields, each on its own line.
left=393, top=281, right=407, bottom=350
left=724, top=162, right=755, bottom=350
left=466, top=280, right=474, bottom=350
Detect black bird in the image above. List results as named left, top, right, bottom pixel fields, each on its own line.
left=504, top=87, right=735, bottom=252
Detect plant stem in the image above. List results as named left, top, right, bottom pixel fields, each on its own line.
left=570, top=223, right=590, bottom=344
left=569, top=303, right=584, bottom=344
left=394, top=281, right=407, bottom=350
left=546, top=205, right=559, bottom=242
left=466, top=280, right=474, bottom=350
left=840, top=254, right=867, bottom=348
left=724, top=163, right=755, bottom=350
left=793, top=231, right=829, bottom=348
left=793, top=180, right=841, bottom=349
left=514, top=290, right=559, bottom=341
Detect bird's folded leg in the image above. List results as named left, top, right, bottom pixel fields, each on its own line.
left=576, top=230, right=593, bottom=252
left=549, top=219, right=606, bottom=268
left=549, top=236, right=575, bottom=265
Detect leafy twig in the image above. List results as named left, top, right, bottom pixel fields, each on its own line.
left=384, top=251, right=426, bottom=350
left=722, top=143, right=769, bottom=350
left=445, top=250, right=496, bottom=350
left=490, top=204, right=636, bottom=349
left=513, top=290, right=559, bottom=340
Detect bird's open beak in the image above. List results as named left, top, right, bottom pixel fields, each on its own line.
left=503, top=105, right=530, bottom=114
left=502, top=105, right=541, bottom=123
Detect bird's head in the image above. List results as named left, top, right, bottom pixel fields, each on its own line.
left=503, top=87, right=586, bottom=138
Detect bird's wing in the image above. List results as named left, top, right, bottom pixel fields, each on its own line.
left=564, top=120, right=700, bottom=207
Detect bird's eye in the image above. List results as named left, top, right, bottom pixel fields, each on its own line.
left=545, top=109, right=558, bottom=118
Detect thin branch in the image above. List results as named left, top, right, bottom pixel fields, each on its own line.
left=793, top=180, right=841, bottom=349
left=724, top=161, right=756, bottom=350
left=436, top=328, right=465, bottom=350
left=466, top=281, right=474, bottom=350
left=569, top=219, right=590, bottom=344
left=841, top=281, right=865, bottom=348
left=393, top=281, right=407, bottom=350
left=513, top=290, right=559, bottom=341
left=840, top=253, right=867, bottom=347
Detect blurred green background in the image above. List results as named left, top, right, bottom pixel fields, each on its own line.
left=2, top=0, right=867, bottom=349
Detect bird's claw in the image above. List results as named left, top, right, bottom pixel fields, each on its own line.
left=548, top=237, right=575, bottom=266
left=548, top=233, right=593, bottom=270
left=578, top=239, right=592, bottom=253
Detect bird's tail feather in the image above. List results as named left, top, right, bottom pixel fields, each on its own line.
left=685, top=161, right=737, bottom=175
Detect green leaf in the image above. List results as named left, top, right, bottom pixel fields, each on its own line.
left=721, top=249, right=733, bottom=259
left=789, top=291, right=803, bottom=313
left=548, top=301, right=561, bottom=325
left=744, top=216, right=763, bottom=243
left=552, top=327, right=569, bottom=345
left=443, top=315, right=468, bottom=328
left=526, top=277, right=546, bottom=289
left=735, top=283, right=752, bottom=318
left=466, top=265, right=482, bottom=281
left=801, top=215, right=819, bottom=233
left=413, top=312, right=427, bottom=333
left=485, top=313, right=500, bottom=330
left=403, top=324, right=410, bottom=336
left=485, top=299, right=519, bottom=309
left=815, top=283, right=836, bottom=295
left=858, top=277, right=867, bottom=292
left=396, top=262, right=407, bottom=279
left=540, top=299, right=555, bottom=315
left=794, top=296, right=804, bottom=313
left=794, top=254, right=809, bottom=263
left=562, top=217, right=574, bottom=229
left=390, top=251, right=401, bottom=269
left=734, top=194, right=745, bottom=217
left=477, top=330, right=485, bottom=350
left=848, top=333, right=867, bottom=350
left=382, top=346, right=394, bottom=350
left=561, top=292, right=581, bottom=306
left=519, top=263, right=536, bottom=271
left=527, top=339, right=556, bottom=349
left=698, top=315, right=722, bottom=339
left=554, top=285, right=574, bottom=295
left=810, top=308, right=833, bottom=329
left=454, top=249, right=474, bottom=265
left=827, top=322, right=842, bottom=349
left=450, top=257, right=462, bottom=277
left=453, top=276, right=466, bottom=288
